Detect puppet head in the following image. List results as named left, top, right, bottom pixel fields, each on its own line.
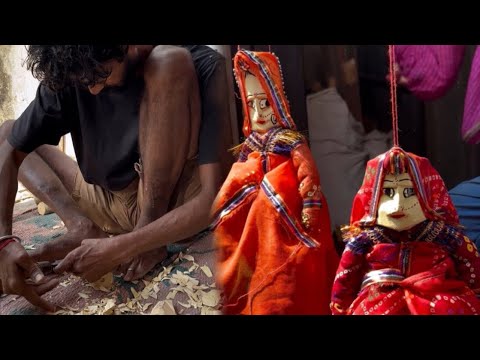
left=350, top=147, right=459, bottom=230
left=233, top=50, right=296, bottom=137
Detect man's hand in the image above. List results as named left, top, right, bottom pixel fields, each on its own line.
left=54, top=237, right=120, bottom=283
left=118, top=247, right=169, bottom=282
left=0, top=241, right=59, bottom=312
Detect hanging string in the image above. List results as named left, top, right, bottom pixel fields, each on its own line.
left=388, top=45, right=400, bottom=147
left=237, top=45, right=241, bottom=51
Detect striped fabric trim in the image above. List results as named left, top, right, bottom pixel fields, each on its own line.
left=360, top=155, right=386, bottom=225
left=406, top=156, right=428, bottom=207
left=210, top=184, right=258, bottom=230
left=243, top=51, right=295, bottom=130
left=261, top=178, right=319, bottom=248
left=303, top=200, right=323, bottom=208
left=361, top=268, right=405, bottom=290
left=239, top=127, right=287, bottom=162
left=369, top=156, right=385, bottom=218
left=407, top=155, right=447, bottom=220
left=246, top=133, right=264, bottom=150
left=400, top=246, right=411, bottom=275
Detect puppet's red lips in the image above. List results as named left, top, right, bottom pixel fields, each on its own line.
left=256, top=119, right=267, bottom=125
left=389, top=213, right=406, bottom=219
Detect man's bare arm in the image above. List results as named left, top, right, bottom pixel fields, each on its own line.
left=0, top=134, right=27, bottom=235
left=133, top=46, right=198, bottom=229
left=117, top=162, right=221, bottom=258
left=54, top=163, right=222, bottom=281
left=0, top=125, right=57, bottom=312
left=112, top=46, right=225, bottom=258
left=55, top=46, right=229, bottom=281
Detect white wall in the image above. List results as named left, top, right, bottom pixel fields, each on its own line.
left=0, top=45, right=75, bottom=159
left=0, top=45, right=39, bottom=120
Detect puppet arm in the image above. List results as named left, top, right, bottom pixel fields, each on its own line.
left=330, top=231, right=369, bottom=314
left=450, top=226, right=480, bottom=294
left=291, top=142, right=325, bottom=235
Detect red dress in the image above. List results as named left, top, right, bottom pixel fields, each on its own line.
left=212, top=50, right=339, bottom=315
left=331, top=147, right=480, bottom=315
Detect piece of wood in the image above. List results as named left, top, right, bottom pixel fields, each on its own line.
left=37, top=202, right=53, bottom=216
left=58, top=136, right=65, bottom=153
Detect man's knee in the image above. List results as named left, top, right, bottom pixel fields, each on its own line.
left=148, top=46, right=196, bottom=85
left=0, top=120, right=15, bottom=142
left=142, top=47, right=198, bottom=133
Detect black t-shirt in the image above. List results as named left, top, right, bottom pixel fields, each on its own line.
left=8, top=45, right=226, bottom=191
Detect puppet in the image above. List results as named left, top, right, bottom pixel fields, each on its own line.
left=211, top=49, right=339, bottom=315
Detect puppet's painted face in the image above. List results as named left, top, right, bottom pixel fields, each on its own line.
left=245, top=73, right=278, bottom=134
left=376, top=172, right=426, bottom=231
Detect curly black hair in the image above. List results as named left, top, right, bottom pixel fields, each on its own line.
left=25, top=45, right=129, bottom=91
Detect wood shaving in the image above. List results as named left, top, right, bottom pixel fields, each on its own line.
left=163, top=300, right=176, bottom=315
left=200, top=290, right=221, bottom=307
left=150, top=301, right=165, bottom=315
left=131, top=287, right=139, bottom=299
left=200, top=308, right=222, bottom=315
left=90, top=272, right=114, bottom=292
left=200, top=265, right=213, bottom=278
left=50, top=245, right=222, bottom=316
left=181, top=255, right=195, bottom=262
left=188, top=264, right=198, bottom=273
left=166, top=289, right=178, bottom=300
left=178, top=301, right=191, bottom=309
left=100, top=299, right=116, bottom=315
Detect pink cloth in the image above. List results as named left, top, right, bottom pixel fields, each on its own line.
left=395, top=45, right=480, bottom=144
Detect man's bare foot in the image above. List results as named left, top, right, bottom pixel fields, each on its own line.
left=121, top=247, right=168, bottom=282
left=30, top=219, right=107, bottom=262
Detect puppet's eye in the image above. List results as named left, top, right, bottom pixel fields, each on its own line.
left=383, top=188, right=395, bottom=198
left=259, top=99, right=270, bottom=109
left=403, top=188, right=415, bottom=198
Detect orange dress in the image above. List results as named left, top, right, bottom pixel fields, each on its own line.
left=212, top=128, right=338, bottom=314
left=212, top=48, right=338, bottom=315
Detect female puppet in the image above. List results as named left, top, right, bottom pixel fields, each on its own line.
left=211, top=50, right=339, bottom=315
left=331, top=147, right=480, bottom=315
